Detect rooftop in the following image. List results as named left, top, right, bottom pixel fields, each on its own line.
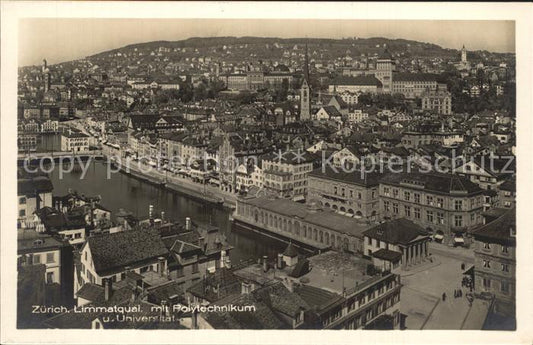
left=363, top=218, right=428, bottom=245
left=239, top=196, right=371, bottom=239
left=86, top=229, right=168, bottom=276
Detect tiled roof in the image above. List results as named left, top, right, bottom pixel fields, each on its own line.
left=252, top=282, right=309, bottom=317
left=87, top=229, right=168, bottom=276
left=293, top=284, right=343, bottom=313
left=203, top=293, right=286, bottom=329
left=282, top=242, right=298, bottom=258
left=262, top=150, right=316, bottom=164
left=75, top=283, right=104, bottom=301
left=186, top=268, right=242, bottom=302
left=308, top=166, right=381, bottom=187
left=363, top=218, right=427, bottom=245
left=472, top=208, right=515, bottom=245
left=330, top=75, right=383, bottom=87
left=379, top=172, right=483, bottom=195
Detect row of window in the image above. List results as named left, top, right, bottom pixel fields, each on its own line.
left=482, top=277, right=511, bottom=294
left=383, top=188, right=482, bottom=210
left=482, top=259, right=510, bottom=272
left=482, top=242, right=510, bottom=254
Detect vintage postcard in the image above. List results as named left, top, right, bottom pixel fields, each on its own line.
left=1, top=2, right=532, bottom=344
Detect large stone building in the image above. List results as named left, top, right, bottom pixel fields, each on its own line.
left=61, top=130, right=90, bottom=152
left=328, top=75, right=383, bottom=94
left=234, top=195, right=371, bottom=254
left=362, top=218, right=431, bottom=271
left=421, top=84, right=452, bottom=115
left=472, top=208, right=515, bottom=322
left=379, top=172, right=485, bottom=239
left=307, top=167, right=381, bottom=221
left=391, top=73, right=439, bottom=99
left=262, top=150, right=315, bottom=201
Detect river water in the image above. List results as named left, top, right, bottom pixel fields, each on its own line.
left=46, top=159, right=288, bottom=264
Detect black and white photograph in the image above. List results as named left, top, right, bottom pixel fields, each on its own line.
left=1, top=2, right=532, bottom=344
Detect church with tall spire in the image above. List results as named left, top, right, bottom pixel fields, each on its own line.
left=299, top=42, right=311, bottom=121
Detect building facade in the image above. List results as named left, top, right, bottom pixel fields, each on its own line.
left=307, top=167, right=381, bottom=220
left=472, top=209, right=515, bottom=318
left=379, top=172, right=485, bottom=238
left=421, top=84, right=452, bottom=115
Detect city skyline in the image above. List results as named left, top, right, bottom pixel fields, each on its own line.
left=19, top=19, right=515, bottom=67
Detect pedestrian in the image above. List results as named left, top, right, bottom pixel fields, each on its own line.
left=442, top=292, right=446, bottom=301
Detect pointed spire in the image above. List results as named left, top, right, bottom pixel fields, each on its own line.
left=304, top=40, right=310, bottom=83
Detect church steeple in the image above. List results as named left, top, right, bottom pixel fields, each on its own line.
left=304, top=42, right=310, bottom=83
left=300, top=41, right=311, bottom=121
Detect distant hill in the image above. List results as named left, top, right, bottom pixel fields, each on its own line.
left=88, top=36, right=454, bottom=58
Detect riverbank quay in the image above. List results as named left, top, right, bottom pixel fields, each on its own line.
left=105, top=153, right=238, bottom=208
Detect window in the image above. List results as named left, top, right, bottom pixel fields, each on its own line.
left=483, top=260, right=491, bottom=268
left=501, top=264, right=509, bottom=272
left=436, top=198, right=443, bottom=208
left=454, top=200, right=463, bottom=211
left=393, top=189, right=399, bottom=198
left=192, top=263, right=199, bottom=274
left=33, top=254, right=41, bottom=264
left=501, top=245, right=509, bottom=254
left=46, top=272, right=54, bottom=284
left=19, top=210, right=26, bottom=217
left=405, top=206, right=411, bottom=217
left=484, top=242, right=491, bottom=250
left=19, top=197, right=26, bottom=204
left=384, top=201, right=390, bottom=212
left=501, top=280, right=509, bottom=293
left=334, top=187, right=338, bottom=195
left=454, top=215, right=463, bottom=227
left=414, top=194, right=420, bottom=203
left=393, top=203, right=399, bottom=214
left=384, top=187, right=390, bottom=196
left=414, top=208, right=421, bottom=219
left=367, top=237, right=372, bottom=245
left=427, top=211, right=434, bottom=223
left=177, top=267, right=184, bottom=278
left=427, top=196, right=433, bottom=205
left=483, top=278, right=491, bottom=288
left=437, top=212, right=444, bottom=224
left=404, top=191, right=411, bottom=201
left=357, top=192, right=362, bottom=200
left=46, top=253, right=55, bottom=263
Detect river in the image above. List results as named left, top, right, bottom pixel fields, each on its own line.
left=47, top=159, right=288, bottom=264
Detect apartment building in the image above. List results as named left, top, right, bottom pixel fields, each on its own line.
left=379, top=172, right=485, bottom=238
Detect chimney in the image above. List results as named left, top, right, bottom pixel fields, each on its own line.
left=191, top=310, right=198, bottom=329
left=103, top=277, right=112, bottom=301
left=158, top=257, right=166, bottom=277
left=277, top=253, right=284, bottom=269
left=185, top=217, right=191, bottom=230
left=161, top=300, right=169, bottom=317
left=285, top=278, right=294, bottom=293
left=262, top=255, right=268, bottom=272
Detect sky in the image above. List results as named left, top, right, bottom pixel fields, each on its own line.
left=18, top=18, right=515, bottom=67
